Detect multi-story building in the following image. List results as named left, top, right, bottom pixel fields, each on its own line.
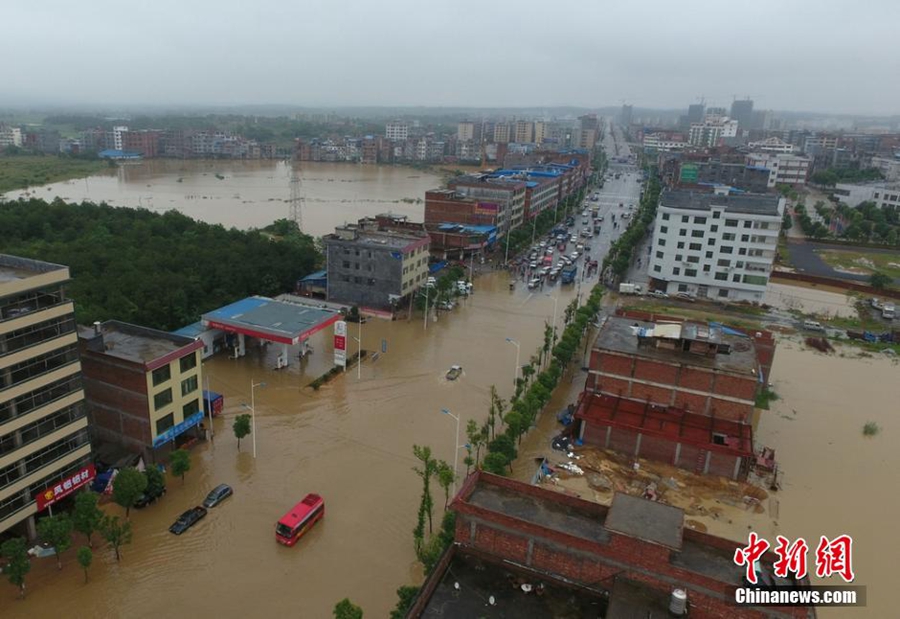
left=457, top=121, right=475, bottom=142
left=323, top=218, right=430, bottom=309
left=833, top=181, right=900, bottom=210
left=746, top=137, right=794, bottom=154
left=746, top=153, right=811, bottom=187
left=680, top=161, right=772, bottom=193
left=122, top=130, right=161, bottom=158
left=0, top=126, right=23, bottom=148
left=802, top=134, right=839, bottom=153
left=533, top=121, right=549, bottom=144
left=514, top=120, right=534, bottom=144
left=1, top=255, right=92, bottom=537
left=578, top=312, right=777, bottom=479
left=78, top=321, right=205, bottom=462
left=112, top=126, right=128, bottom=151
left=648, top=190, right=784, bottom=302
left=443, top=175, right=527, bottom=235
left=492, top=122, right=511, bottom=144
left=384, top=121, right=408, bottom=142
left=619, top=105, right=632, bottom=126
left=577, top=114, right=600, bottom=150
left=869, top=156, right=900, bottom=181
left=689, top=117, right=738, bottom=147
left=729, top=98, right=754, bottom=132
left=643, top=132, right=688, bottom=152
left=491, top=169, right=561, bottom=220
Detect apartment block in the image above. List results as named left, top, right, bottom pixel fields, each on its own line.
left=78, top=321, right=205, bottom=462
left=648, top=190, right=784, bottom=302
left=0, top=126, right=23, bottom=148
left=445, top=175, right=527, bottom=235
left=869, top=156, right=900, bottom=181
left=324, top=218, right=430, bottom=309
left=834, top=181, right=900, bottom=210
left=1, top=255, right=92, bottom=537
left=384, top=121, right=409, bottom=142
left=746, top=153, right=811, bottom=187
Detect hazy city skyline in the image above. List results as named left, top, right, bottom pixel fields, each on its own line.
left=3, top=0, right=898, bottom=116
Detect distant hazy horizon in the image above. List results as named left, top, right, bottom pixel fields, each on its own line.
left=2, top=0, right=898, bottom=116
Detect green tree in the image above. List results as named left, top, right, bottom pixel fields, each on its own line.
left=77, top=547, right=93, bottom=583
left=1, top=537, right=31, bottom=598
left=412, top=445, right=437, bottom=534
left=169, top=449, right=191, bottom=483
left=144, top=465, right=166, bottom=498
left=111, top=466, right=147, bottom=518
left=435, top=460, right=455, bottom=509
left=233, top=414, right=251, bottom=451
left=390, top=586, right=421, bottom=619
left=333, top=598, right=364, bottom=619
left=37, top=514, right=73, bottom=570
left=100, top=514, right=133, bottom=562
left=870, top=272, right=892, bottom=290
left=488, top=434, right=518, bottom=473
left=73, top=491, right=103, bottom=548
left=482, top=452, right=510, bottom=476
left=465, top=419, right=488, bottom=469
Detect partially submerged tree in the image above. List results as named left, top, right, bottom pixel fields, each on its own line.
left=73, top=491, right=103, bottom=548
left=333, top=598, right=364, bottom=619
left=36, top=514, right=73, bottom=570
left=112, top=466, right=147, bottom=518
left=1, top=537, right=30, bottom=598
left=100, top=515, right=133, bottom=562
left=169, top=449, right=191, bottom=483
left=77, top=547, right=93, bottom=584
left=233, top=414, right=251, bottom=451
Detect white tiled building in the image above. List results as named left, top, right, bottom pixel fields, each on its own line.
left=833, top=182, right=900, bottom=210
left=648, top=190, right=785, bottom=302
left=385, top=121, right=409, bottom=142
left=746, top=153, right=811, bottom=188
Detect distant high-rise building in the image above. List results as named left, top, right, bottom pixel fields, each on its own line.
left=514, top=120, right=534, bottom=144
left=687, top=103, right=705, bottom=124
left=493, top=122, right=511, bottom=144
left=533, top=121, right=549, bottom=144
left=112, top=126, right=128, bottom=151
left=457, top=121, right=476, bottom=142
left=620, top=105, right=633, bottom=126
left=385, top=121, right=409, bottom=141
left=730, top=99, right=754, bottom=131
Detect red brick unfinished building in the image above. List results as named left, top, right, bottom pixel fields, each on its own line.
left=576, top=313, right=775, bottom=480
left=407, top=472, right=815, bottom=618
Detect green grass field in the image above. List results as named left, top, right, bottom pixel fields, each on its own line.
left=0, top=156, right=111, bottom=193
left=816, top=249, right=900, bottom=280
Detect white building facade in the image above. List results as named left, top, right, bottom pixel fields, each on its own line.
left=869, top=157, right=900, bottom=182
left=648, top=190, right=785, bottom=302
left=746, top=137, right=794, bottom=154
left=385, top=122, right=409, bottom=141
left=746, top=153, right=811, bottom=188
left=833, top=182, right=900, bottom=210
left=0, top=126, right=23, bottom=148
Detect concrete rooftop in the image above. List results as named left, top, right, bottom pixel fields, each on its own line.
left=0, top=254, right=67, bottom=285
left=661, top=189, right=781, bottom=216
left=79, top=321, right=198, bottom=367
left=605, top=493, right=683, bottom=551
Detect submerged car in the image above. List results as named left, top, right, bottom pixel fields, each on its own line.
left=203, top=484, right=233, bottom=508
left=134, top=485, right=167, bottom=509
left=169, top=506, right=207, bottom=535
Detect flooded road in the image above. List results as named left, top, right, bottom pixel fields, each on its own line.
left=1, top=269, right=597, bottom=618
left=2, top=159, right=442, bottom=238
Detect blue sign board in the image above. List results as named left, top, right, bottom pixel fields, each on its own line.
left=391, top=251, right=403, bottom=260
left=153, top=411, right=204, bottom=448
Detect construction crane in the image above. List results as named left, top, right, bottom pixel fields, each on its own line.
left=288, top=154, right=304, bottom=233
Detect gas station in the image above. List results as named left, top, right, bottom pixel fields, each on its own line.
left=201, top=296, right=341, bottom=368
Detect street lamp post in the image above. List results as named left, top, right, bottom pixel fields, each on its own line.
left=249, top=380, right=266, bottom=459
left=505, top=337, right=521, bottom=388
left=441, top=409, right=461, bottom=496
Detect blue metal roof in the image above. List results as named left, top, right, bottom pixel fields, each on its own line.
left=98, top=149, right=142, bottom=159
left=299, top=270, right=327, bottom=282
left=171, top=321, right=207, bottom=338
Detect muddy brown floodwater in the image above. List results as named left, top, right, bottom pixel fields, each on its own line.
left=1, top=270, right=595, bottom=618
left=2, top=159, right=442, bottom=237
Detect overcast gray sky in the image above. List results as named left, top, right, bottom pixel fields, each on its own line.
left=3, top=0, right=898, bottom=115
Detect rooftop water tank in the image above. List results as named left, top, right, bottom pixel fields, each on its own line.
left=669, top=588, right=688, bottom=616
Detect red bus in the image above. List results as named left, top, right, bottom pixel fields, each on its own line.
left=275, top=493, right=324, bottom=546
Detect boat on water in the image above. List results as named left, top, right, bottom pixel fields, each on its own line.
left=446, top=365, right=463, bottom=381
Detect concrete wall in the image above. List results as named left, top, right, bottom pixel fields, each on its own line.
left=325, top=240, right=403, bottom=309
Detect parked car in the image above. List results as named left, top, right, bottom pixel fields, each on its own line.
left=649, top=290, right=669, bottom=299
left=134, top=485, right=167, bottom=509
left=169, top=506, right=208, bottom=535
left=203, top=484, right=234, bottom=508
left=527, top=277, right=541, bottom=290
left=675, top=292, right=696, bottom=302
left=803, top=320, right=825, bottom=332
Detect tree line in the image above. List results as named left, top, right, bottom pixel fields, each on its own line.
left=0, top=199, right=320, bottom=331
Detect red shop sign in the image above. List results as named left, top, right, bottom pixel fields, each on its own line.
left=35, top=464, right=96, bottom=511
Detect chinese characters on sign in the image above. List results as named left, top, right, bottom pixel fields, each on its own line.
left=334, top=320, right=347, bottom=367
left=35, top=464, right=96, bottom=511
left=734, top=532, right=855, bottom=584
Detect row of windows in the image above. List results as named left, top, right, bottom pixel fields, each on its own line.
left=155, top=372, right=198, bottom=407
left=661, top=212, right=771, bottom=231
left=658, top=263, right=769, bottom=287
left=155, top=398, right=202, bottom=435
left=2, top=345, right=80, bottom=391
left=150, top=354, right=197, bottom=387
left=0, top=374, right=82, bottom=424
left=0, top=316, right=76, bottom=358
left=0, top=429, right=89, bottom=488
left=0, top=286, right=66, bottom=323
left=0, top=402, right=85, bottom=458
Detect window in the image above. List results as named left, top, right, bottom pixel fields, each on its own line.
left=691, top=230, right=704, bottom=238
left=741, top=234, right=749, bottom=242
left=715, top=272, right=728, bottom=281
left=723, top=233, right=735, bottom=241
left=677, top=241, right=685, bottom=249
left=156, top=413, right=175, bottom=436
left=689, top=243, right=701, bottom=251
left=342, top=261, right=350, bottom=269
left=354, top=263, right=360, bottom=270
left=183, top=399, right=200, bottom=418
left=181, top=375, right=198, bottom=397
left=179, top=354, right=196, bottom=373
left=712, top=210, right=721, bottom=219
left=718, top=289, right=729, bottom=298
left=744, top=221, right=752, bottom=228
left=675, top=254, right=683, bottom=262
left=707, top=238, right=715, bottom=246
left=656, top=251, right=664, bottom=259
left=744, top=274, right=768, bottom=286
left=717, top=259, right=730, bottom=267
left=721, top=246, right=733, bottom=254
left=694, top=216, right=707, bottom=224
left=703, top=264, right=711, bottom=272
left=706, top=251, right=713, bottom=258
left=355, top=249, right=360, bottom=256
left=682, top=215, right=689, bottom=223
left=660, top=226, right=668, bottom=234
left=736, top=261, right=744, bottom=268
left=678, top=228, right=687, bottom=236
left=673, top=267, right=680, bottom=275
left=685, top=269, right=697, bottom=277
left=653, top=265, right=661, bottom=273
left=725, top=219, right=738, bottom=227
left=662, top=213, right=670, bottom=221
left=687, top=256, right=699, bottom=263
left=152, top=365, right=171, bottom=387
left=154, top=388, right=173, bottom=411
left=678, top=284, right=688, bottom=292
left=739, top=248, right=747, bottom=255
left=658, top=238, right=666, bottom=246
left=710, top=225, right=718, bottom=232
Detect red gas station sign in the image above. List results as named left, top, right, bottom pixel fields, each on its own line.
left=334, top=335, right=346, bottom=350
